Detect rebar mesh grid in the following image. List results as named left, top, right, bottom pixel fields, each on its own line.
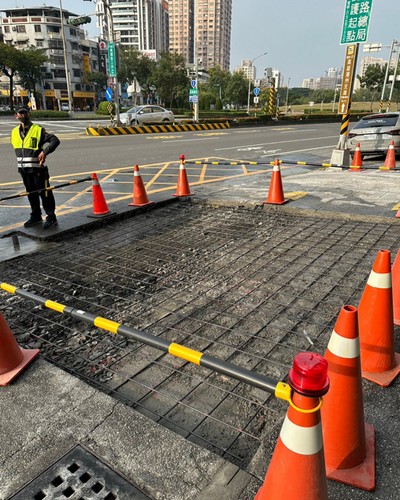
left=2, top=204, right=399, bottom=472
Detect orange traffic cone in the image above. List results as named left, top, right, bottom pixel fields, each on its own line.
left=392, top=250, right=400, bottom=325
left=263, top=159, right=288, bottom=205
left=129, top=165, right=154, bottom=207
left=380, top=140, right=396, bottom=170
left=173, top=154, right=193, bottom=197
left=0, top=312, right=40, bottom=386
left=350, top=143, right=363, bottom=171
left=321, top=305, right=375, bottom=491
left=255, top=353, right=329, bottom=500
left=90, top=173, right=110, bottom=217
left=358, top=249, right=400, bottom=386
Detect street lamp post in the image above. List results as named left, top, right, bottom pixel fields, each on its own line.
left=246, top=52, right=267, bottom=115
left=386, top=49, right=400, bottom=112
left=285, top=77, right=291, bottom=113
left=59, top=0, right=74, bottom=117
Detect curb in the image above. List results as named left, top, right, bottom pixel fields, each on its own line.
left=85, top=122, right=230, bottom=136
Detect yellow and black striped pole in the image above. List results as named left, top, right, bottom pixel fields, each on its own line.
left=268, top=87, right=276, bottom=115
left=0, top=282, right=292, bottom=402
left=338, top=103, right=351, bottom=150
left=0, top=176, right=92, bottom=202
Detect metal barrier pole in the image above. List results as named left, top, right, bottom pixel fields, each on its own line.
left=0, top=282, right=292, bottom=401
left=0, top=176, right=92, bottom=202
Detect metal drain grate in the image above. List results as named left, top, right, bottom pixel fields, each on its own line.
left=9, top=445, right=149, bottom=500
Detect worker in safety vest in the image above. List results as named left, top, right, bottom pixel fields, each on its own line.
left=11, top=106, right=60, bottom=229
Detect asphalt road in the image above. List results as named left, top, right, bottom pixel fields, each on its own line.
left=0, top=118, right=343, bottom=182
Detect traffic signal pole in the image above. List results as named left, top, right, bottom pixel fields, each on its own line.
left=59, top=0, right=74, bottom=117
left=104, top=1, right=121, bottom=125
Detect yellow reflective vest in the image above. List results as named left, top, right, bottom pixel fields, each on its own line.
left=11, top=123, right=43, bottom=170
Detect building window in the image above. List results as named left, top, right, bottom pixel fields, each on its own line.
left=54, top=69, right=66, bottom=78
left=16, top=25, right=26, bottom=33
left=34, top=25, right=41, bottom=32
left=4, top=26, right=10, bottom=33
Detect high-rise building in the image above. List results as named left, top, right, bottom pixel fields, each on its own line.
left=106, top=0, right=169, bottom=56
left=234, top=60, right=257, bottom=80
left=168, top=0, right=232, bottom=70
left=0, top=6, right=99, bottom=110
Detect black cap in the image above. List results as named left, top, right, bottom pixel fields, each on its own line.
left=16, top=107, right=30, bottom=114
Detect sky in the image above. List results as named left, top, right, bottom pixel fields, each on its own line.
left=3, top=0, right=400, bottom=87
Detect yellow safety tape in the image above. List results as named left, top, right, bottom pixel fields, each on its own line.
left=1, top=283, right=16, bottom=294
left=169, top=343, right=203, bottom=365
left=94, top=316, right=120, bottom=334
left=45, top=300, right=66, bottom=313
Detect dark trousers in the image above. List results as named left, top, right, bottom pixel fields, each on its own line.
left=20, top=168, right=56, bottom=220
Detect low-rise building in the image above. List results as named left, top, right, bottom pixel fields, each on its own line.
left=0, top=5, right=100, bottom=110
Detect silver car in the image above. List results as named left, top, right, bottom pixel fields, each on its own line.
left=119, top=105, right=175, bottom=126
left=347, top=112, right=400, bottom=157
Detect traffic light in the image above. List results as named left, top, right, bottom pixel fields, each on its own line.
left=67, top=16, right=91, bottom=27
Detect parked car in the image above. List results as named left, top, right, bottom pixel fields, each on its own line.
left=118, top=105, right=175, bottom=125
left=347, top=112, right=400, bottom=157
left=60, top=103, right=70, bottom=111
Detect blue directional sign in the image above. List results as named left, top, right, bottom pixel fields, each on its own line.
left=253, top=87, right=260, bottom=96
left=191, top=80, right=197, bottom=89
left=105, top=87, right=113, bottom=102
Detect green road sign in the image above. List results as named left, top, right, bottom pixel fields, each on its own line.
left=189, top=88, right=198, bottom=96
left=341, top=0, right=373, bottom=45
left=107, top=42, right=116, bottom=77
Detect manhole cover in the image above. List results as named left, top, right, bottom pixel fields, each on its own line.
left=9, top=445, right=149, bottom=500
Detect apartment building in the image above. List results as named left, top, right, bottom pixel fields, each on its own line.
left=168, top=0, right=232, bottom=71
left=0, top=6, right=99, bottom=110
left=105, top=0, right=168, bottom=55
left=235, top=60, right=257, bottom=80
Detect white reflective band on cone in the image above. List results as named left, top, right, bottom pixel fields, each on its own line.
left=327, top=330, right=360, bottom=358
left=280, top=415, right=323, bottom=455
left=273, top=164, right=280, bottom=171
left=367, top=270, right=391, bottom=289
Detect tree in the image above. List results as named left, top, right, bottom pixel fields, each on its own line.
left=150, top=51, right=188, bottom=108
left=357, top=64, right=386, bottom=111
left=17, top=47, right=48, bottom=102
left=357, top=64, right=385, bottom=92
left=0, top=43, right=23, bottom=110
left=204, top=66, right=230, bottom=106
left=118, top=48, right=156, bottom=105
left=225, top=72, right=248, bottom=109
